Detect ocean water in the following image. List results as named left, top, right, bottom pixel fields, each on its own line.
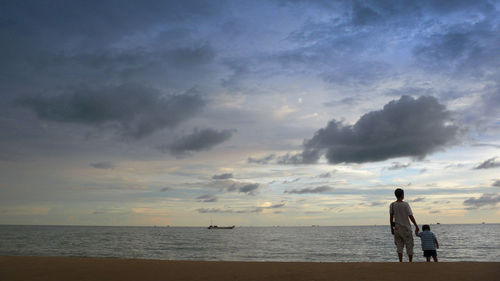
left=1, top=224, right=499, bottom=262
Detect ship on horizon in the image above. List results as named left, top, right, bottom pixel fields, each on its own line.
left=208, top=225, right=235, bottom=229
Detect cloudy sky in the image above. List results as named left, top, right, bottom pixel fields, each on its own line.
left=1, top=0, right=499, bottom=226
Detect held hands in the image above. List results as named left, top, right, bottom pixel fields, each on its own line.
left=391, top=227, right=394, bottom=235
left=414, top=227, right=419, bottom=235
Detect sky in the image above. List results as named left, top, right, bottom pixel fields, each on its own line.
left=1, top=0, right=499, bottom=226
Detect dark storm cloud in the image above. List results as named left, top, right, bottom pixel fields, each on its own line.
left=0, top=0, right=220, bottom=67
left=162, top=128, right=235, bottom=156
left=493, top=180, right=500, bottom=187
left=268, top=203, right=286, bottom=208
left=160, top=187, right=172, bottom=192
left=196, top=208, right=259, bottom=214
left=212, top=173, right=233, bottom=180
left=227, top=0, right=499, bottom=94
left=285, top=186, right=333, bottom=194
left=413, top=18, right=500, bottom=75
left=292, top=96, right=459, bottom=164
left=228, top=183, right=260, bottom=195
left=74, top=43, right=216, bottom=84
left=474, top=157, right=500, bottom=170
left=196, top=202, right=284, bottom=214
left=248, top=154, right=276, bottom=164
left=90, top=162, right=114, bottom=170
left=318, top=172, right=333, bottom=178
left=388, top=162, right=411, bottom=170
left=463, top=193, right=500, bottom=209
left=472, top=143, right=500, bottom=149
left=277, top=150, right=321, bottom=165
left=0, top=1, right=220, bottom=95
left=19, top=84, right=205, bottom=139
left=203, top=179, right=261, bottom=196
left=196, top=208, right=234, bottom=214
left=197, top=194, right=218, bottom=202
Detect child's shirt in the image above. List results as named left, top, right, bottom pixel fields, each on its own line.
left=416, top=230, right=437, bottom=250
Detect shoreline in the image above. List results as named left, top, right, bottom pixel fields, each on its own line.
left=1, top=256, right=499, bottom=281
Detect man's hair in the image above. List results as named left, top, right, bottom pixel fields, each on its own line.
left=394, top=188, right=404, bottom=198
left=423, top=225, right=430, bottom=231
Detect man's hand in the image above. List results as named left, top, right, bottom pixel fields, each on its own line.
left=391, top=227, right=394, bottom=235
left=415, top=228, right=419, bottom=235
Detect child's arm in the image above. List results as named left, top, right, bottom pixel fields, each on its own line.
left=434, top=238, right=439, bottom=249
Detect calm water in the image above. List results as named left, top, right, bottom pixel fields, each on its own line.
left=1, top=224, right=499, bottom=262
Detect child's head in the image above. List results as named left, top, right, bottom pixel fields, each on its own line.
left=394, top=188, right=404, bottom=199
left=423, top=224, right=430, bottom=231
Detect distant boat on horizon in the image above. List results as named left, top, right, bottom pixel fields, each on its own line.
left=208, top=225, right=235, bottom=229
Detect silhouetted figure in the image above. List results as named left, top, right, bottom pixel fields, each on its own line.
left=416, top=224, right=439, bottom=262
left=390, top=188, right=419, bottom=262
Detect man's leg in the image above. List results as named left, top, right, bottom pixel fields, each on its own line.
left=404, top=228, right=414, bottom=262
left=394, top=229, right=404, bottom=262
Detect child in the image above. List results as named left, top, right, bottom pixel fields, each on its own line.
left=416, top=224, right=439, bottom=262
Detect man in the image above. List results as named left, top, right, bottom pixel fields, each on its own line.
left=390, top=188, right=419, bottom=262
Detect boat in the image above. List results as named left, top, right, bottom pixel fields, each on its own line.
left=208, top=225, right=235, bottom=229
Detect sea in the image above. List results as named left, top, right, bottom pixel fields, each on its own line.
left=1, top=224, right=499, bottom=262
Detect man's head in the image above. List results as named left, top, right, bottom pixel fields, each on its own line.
left=394, top=188, right=404, bottom=199
left=423, top=224, right=430, bottom=231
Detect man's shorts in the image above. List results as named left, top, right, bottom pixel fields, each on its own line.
left=394, top=226, right=414, bottom=255
left=423, top=250, right=437, bottom=257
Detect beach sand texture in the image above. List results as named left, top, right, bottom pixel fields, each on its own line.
left=1, top=256, right=499, bottom=281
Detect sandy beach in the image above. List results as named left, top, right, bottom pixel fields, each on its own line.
left=1, top=256, right=499, bottom=281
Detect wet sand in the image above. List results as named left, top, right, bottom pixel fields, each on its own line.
left=1, top=256, right=499, bottom=281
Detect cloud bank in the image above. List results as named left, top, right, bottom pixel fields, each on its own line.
left=228, top=183, right=260, bottom=195
left=19, top=84, right=205, bottom=139
left=285, top=186, right=334, bottom=194
left=287, top=96, right=460, bottom=164
left=197, top=194, right=218, bottom=202
left=196, top=202, right=285, bottom=214
left=474, top=157, right=500, bottom=170
left=463, top=193, right=500, bottom=209
left=162, top=128, right=235, bottom=156
left=212, top=173, right=234, bottom=180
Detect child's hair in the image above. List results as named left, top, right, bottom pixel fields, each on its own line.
left=394, top=188, right=404, bottom=198
left=422, top=224, right=430, bottom=231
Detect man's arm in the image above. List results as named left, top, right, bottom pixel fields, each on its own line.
left=409, top=215, right=419, bottom=234
left=390, top=213, right=394, bottom=235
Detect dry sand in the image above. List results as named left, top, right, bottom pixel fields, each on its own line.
left=1, top=256, right=499, bottom=281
